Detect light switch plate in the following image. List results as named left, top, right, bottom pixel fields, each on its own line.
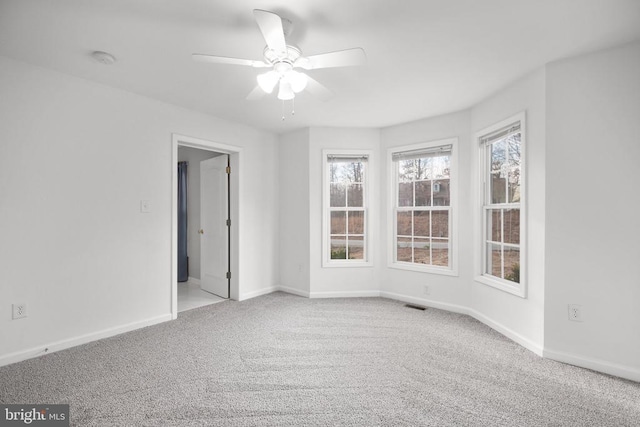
left=140, top=200, right=151, bottom=213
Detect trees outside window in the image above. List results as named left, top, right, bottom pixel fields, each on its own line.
left=389, top=139, right=457, bottom=275
left=323, top=150, right=372, bottom=267
left=477, top=113, right=526, bottom=297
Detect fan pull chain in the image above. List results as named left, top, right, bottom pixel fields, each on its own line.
left=292, top=98, right=295, bottom=116
left=281, top=100, right=285, bottom=121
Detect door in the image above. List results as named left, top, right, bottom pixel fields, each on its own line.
left=200, top=155, right=229, bottom=298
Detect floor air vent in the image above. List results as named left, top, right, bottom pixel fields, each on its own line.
left=404, top=304, right=426, bottom=311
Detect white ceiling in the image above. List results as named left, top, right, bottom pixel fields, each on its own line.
left=1, top=0, right=639, bottom=134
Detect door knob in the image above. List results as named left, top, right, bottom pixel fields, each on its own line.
left=198, top=229, right=204, bottom=234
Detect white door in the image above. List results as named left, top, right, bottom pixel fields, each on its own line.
left=200, top=155, right=229, bottom=298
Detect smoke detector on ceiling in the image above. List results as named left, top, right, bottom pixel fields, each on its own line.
left=91, top=51, right=116, bottom=65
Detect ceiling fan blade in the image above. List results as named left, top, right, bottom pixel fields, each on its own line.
left=246, top=85, right=266, bottom=100
left=295, top=48, right=367, bottom=70
left=305, top=76, right=334, bottom=101
left=253, top=9, right=287, bottom=56
left=192, top=54, right=269, bottom=68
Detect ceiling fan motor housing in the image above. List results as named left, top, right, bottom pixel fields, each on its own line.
left=263, top=44, right=302, bottom=66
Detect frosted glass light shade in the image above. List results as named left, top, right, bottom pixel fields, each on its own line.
left=257, top=71, right=280, bottom=93
left=277, top=80, right=295, bottom=100
left=286, top=71, right=308, bottom=93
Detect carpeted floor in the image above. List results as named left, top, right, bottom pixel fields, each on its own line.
left=1, top=292, right=639, bottom=426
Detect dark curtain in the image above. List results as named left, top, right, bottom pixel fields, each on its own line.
left=177, top=161, right=189, bottom=282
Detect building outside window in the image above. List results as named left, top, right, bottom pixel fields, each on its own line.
left=389, top=139, right=457, bottom=275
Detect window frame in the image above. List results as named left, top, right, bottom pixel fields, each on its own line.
left=322, top=149, right=374, bottom=268
left=387, top=138, right=458, bottom=276
left=475, top=112, right=527, bottom=297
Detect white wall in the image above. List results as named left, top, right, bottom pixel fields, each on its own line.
left=177, top=146, right=219, bottom=280
left=544, top=41, right=640, bottom=380
left=3, top=40, right=639, bottom=382
left=469, top=69, right=547, bottom=354
left=308, top=127, right=382, bottom=297
left=278, top=129, right=311, bottom=296
left=0, top=56, right=279, bottom=364
left=379, top=110, right=472, bottom=311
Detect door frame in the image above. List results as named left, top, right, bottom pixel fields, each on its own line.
left=171, top=134, right=241, bottom=319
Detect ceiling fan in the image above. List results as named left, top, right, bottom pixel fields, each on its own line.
left=193, top=9, right=366, bottom=104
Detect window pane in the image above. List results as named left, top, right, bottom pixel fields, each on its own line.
left=326, top=155, right=367, bottom=265
left=432, top=211, right=448, bottom=238
left=399, top=160, right=414, bottom=182
left=397, top=211, right=412, bottom=236
left=348, top=162, right=365, bottom=183
left=504, top=247, right=520, bottom=283
left=487, top=243, right=502, bottom=278
left=329, top=163, right=339, bottom=182
left=397, top=237, right=412, bottom=262
left=393, top=146, right=454, bottom=271
left=330, top=237, right=347, bottom=259
left=491, top=139, right=506, bottom=173
left=331, top=211, right=346, bottom=234
left=347, top=183, right=363, bottom=207
left=330, top=183, right=346, bottom=207
left=490, top=139, right=507, bottom=204
left=347, top=211, right=365, bottom=235
left=487, top=209, right=501, bottom=242
left=415, top=181, right=431, bottom=206
left=504, top=209, right=520, bottom=244
left=490, top=172, right=506, bottom=204
left=433, top=179, right=450, bottom=206
left=414, top=238, right=430, bottom=264
left=414, top=211, right=430, bottom=237
left=432, top=238, right=449, bottom=267
left=398, top=182, right=413, bottom=207
left=348, top=236, right=364, bottom=260
left=415, top=158, right=432, bottom=180
left=507, top=134, right=521, bottom=203
left=433, top=156, right=450, bottom=179
left=330, top=163, right=349, bottom=183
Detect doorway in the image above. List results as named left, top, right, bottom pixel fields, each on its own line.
left=171, top=134, right=241, bottom=319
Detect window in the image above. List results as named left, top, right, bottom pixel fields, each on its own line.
left=477, top=113, right=526, bottom=296
left=389, top=139, right=457, bottom=274
left=322, top=150, right=372, bottom=267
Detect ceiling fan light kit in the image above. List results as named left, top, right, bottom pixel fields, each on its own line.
left=192, top=9, right=366, bottom=119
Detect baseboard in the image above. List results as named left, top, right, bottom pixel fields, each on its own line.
left=380, top=291, right=543, bottom=356
left=237, top=285, right=311, bottom=301
left=468, top=309, right=543, bottom=356
left=187, top=277, right=201, bottom=285
left=380, top=291, right=469, bottom=315
left=309, top=290, right=381, bottom=298
left=238, top=286, right=279, bottom=301
left=276, top=285, right=310, bottom=298
left=544, top=348, right=640, bottom=383
left=0, top=314, right=172, bottom=368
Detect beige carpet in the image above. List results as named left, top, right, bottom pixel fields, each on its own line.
left=1, top=292, right=639, bottom=426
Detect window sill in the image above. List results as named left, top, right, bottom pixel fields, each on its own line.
left=388, top=262, right=458, bottom=276
left=475, top=275, right=526, bottom=298
left=322, top=261, right=373, bottom=268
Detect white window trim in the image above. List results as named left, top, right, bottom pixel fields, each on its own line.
left=474, top=112, right=527, bottom=298
left=387, top=138, right=459, bottom=276
left=322, top=149, right=374, bottom=268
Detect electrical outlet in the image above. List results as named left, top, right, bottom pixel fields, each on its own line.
left=423, top=285, right=431, bottom=296
left=12, top=303, right=27, bottom=320
left=568, top=304, right=583, bottom=322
